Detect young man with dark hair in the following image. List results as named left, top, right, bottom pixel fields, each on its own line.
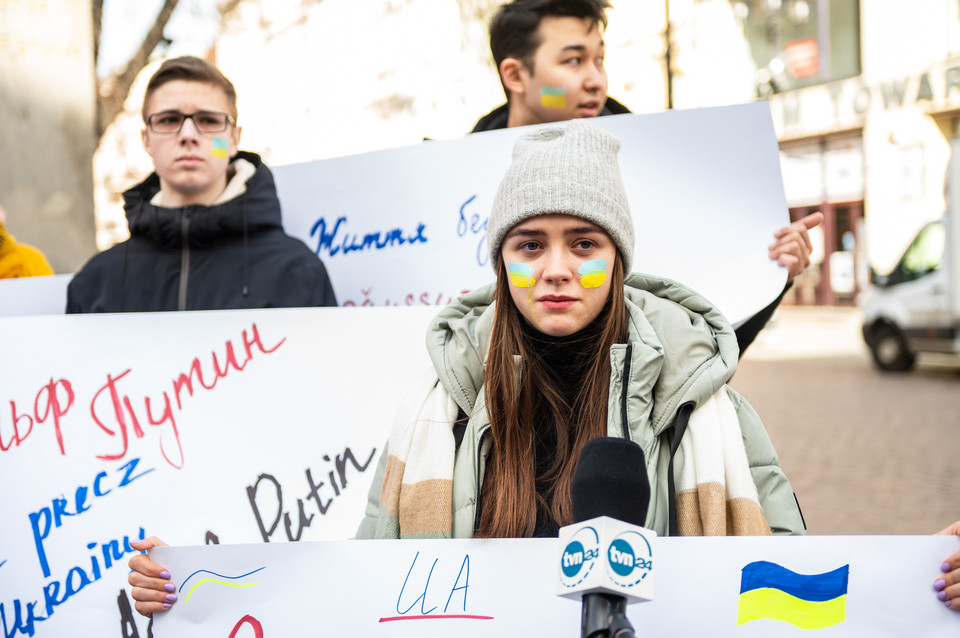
left=67, top=56, right=337, bottom=312
left=472, top=0, right=822, bottom=355
left=473, top=0, right=626, bottom=131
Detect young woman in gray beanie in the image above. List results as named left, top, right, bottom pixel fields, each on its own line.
left=128, top=120, right=803, bottom=618
left=351, top=120, right=804, bottom=540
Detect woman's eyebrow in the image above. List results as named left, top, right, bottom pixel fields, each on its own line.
left=563, top=225, right=604, bottom=235
left=504, top=227, right=547, bottom=239
left=505, top=223, right=604, bottom=239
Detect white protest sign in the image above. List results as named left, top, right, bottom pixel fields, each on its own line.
left=1, top=103, right=788, bottom=323
left=151, top=535, right=960, bottom=637
left=0, top=307, right=434, bottom=638
left=273, top=102, right=789, bottom=324
left=0, top=274, right=71, bottom=316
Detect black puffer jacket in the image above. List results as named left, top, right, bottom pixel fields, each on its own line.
left=469, top=96, right=632, bottom=132
left=67, top=151, right=337, bottom=312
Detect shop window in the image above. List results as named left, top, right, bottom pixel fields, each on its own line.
left=734, top=0, right=861, bottom=96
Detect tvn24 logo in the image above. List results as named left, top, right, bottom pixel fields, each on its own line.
left=560, top=525, right=653, bottom=590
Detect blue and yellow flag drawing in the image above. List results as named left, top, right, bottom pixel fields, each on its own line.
left=737, top=561, right=850, bottom=630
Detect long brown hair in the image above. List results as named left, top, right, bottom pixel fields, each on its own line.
left=475, top=252, right=628, bottom=538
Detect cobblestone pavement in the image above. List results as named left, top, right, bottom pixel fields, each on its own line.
left=729, top=305, right=960, bottom=536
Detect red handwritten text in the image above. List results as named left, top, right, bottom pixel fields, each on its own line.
left=342, top=287, right=472, bottom=307
left=1, top=379, right=74, bottom=454
left=228, top=615, right=264, bottom=638
left=0, top=323, right=284, bottom=469
left=90, top=323, right=285, bottom=468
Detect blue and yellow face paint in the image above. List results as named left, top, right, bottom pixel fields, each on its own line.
left=578, top=259, right=607, bottom=288
left=211, top=137, right=229, bottom=159
left=540, top=86, right=567, bottom=109
left=737, top=561, right=850, bottom=630
left=506, top=262, right=536, bottom=288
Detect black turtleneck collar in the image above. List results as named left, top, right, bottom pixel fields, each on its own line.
left=520, top=307, right=608, bottom=380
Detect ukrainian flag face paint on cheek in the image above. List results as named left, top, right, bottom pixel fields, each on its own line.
left=578, top=259, right=607, bottom=288
left=540, top=87, right=567, bottom=109
left=211, top=137, right=229, bottom=159
left=507, top=262, right=536, bottom=288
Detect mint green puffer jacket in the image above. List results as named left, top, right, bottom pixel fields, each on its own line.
left=357, top=273, right=805, bottom=538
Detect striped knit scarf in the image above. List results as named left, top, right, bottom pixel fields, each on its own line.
left=673, top=390, right=772, bottom=536
left=375, top=371, right=460, bottom=539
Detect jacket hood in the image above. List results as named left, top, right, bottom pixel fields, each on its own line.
left=425, top=272, right=738, bottom=430
left=470, top=96, right=633, bottom=133
left=123, top=150, right=283, bottom=249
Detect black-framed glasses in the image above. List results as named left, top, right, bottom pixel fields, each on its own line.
left=145, top=110, right=236, bottom=134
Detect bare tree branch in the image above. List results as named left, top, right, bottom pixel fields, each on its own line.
left=96, top=0, right=181, bottom=139
left=94, top=0, right=323, bottom=142
left=93, top=0, right=103, bottom=68
left=218, top=0, right=245, bottom=19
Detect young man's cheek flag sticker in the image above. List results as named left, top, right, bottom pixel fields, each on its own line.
left=211, top=137, right=229, bottom=159
left=540, top=87, right=567, bottom=109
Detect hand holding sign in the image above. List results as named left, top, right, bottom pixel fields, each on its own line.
left=935, top=521, right=960, bottom=611
left=768, top=211, right=824, bottom=282
left=128, top=537, right=175, bottom=617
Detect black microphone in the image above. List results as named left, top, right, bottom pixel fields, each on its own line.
left=559, top=437, right=654, bottom=638
left=571, top=437, right=651, bottom=526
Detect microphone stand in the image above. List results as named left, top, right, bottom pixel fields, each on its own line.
left=581, top=593, right=636, bottom=638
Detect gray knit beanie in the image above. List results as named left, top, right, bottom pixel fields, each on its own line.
left=487, top=120, right=634, bottom=273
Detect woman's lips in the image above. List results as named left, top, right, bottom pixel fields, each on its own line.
left=538, top=295, right=577, bottom=310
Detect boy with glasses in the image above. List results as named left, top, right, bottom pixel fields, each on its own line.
left=67, top=56, right=337, bottom=312
left=471, top=0, right=822, bottom=355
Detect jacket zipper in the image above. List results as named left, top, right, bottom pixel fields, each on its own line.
left=178, top=208, right=192, bottom=311
left=619, top=344, right=634, bottom=439
left=473, top=424, right=490, bottom=533
left=667, top=401, right=695, bottom=536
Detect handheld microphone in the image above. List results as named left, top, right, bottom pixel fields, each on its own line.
left=558, top=437, right=655, bottom=638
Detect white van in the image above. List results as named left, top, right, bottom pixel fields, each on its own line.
left=861, top=216, right=960, bottom=370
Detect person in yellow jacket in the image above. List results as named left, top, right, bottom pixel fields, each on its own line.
left=0, top=203, right=54, bottom=278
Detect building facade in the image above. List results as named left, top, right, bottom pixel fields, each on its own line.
left=747, top=0, right=960, bottom=306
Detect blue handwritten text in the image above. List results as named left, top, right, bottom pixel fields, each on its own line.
left=379, top=551, right=493, bottom=622
left=457, top=195, right=488, bottom=267
left=1, top=526, right=145, bottom=638
left=310, top=216, right=428, bottom=258
left=29, top=458, right=153, bottom=578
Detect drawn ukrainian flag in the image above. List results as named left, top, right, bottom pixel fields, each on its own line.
left=737, top=561, right=849, bottom=630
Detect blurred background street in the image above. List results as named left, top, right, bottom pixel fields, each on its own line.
left=731, top=305, right=959, bottom=536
